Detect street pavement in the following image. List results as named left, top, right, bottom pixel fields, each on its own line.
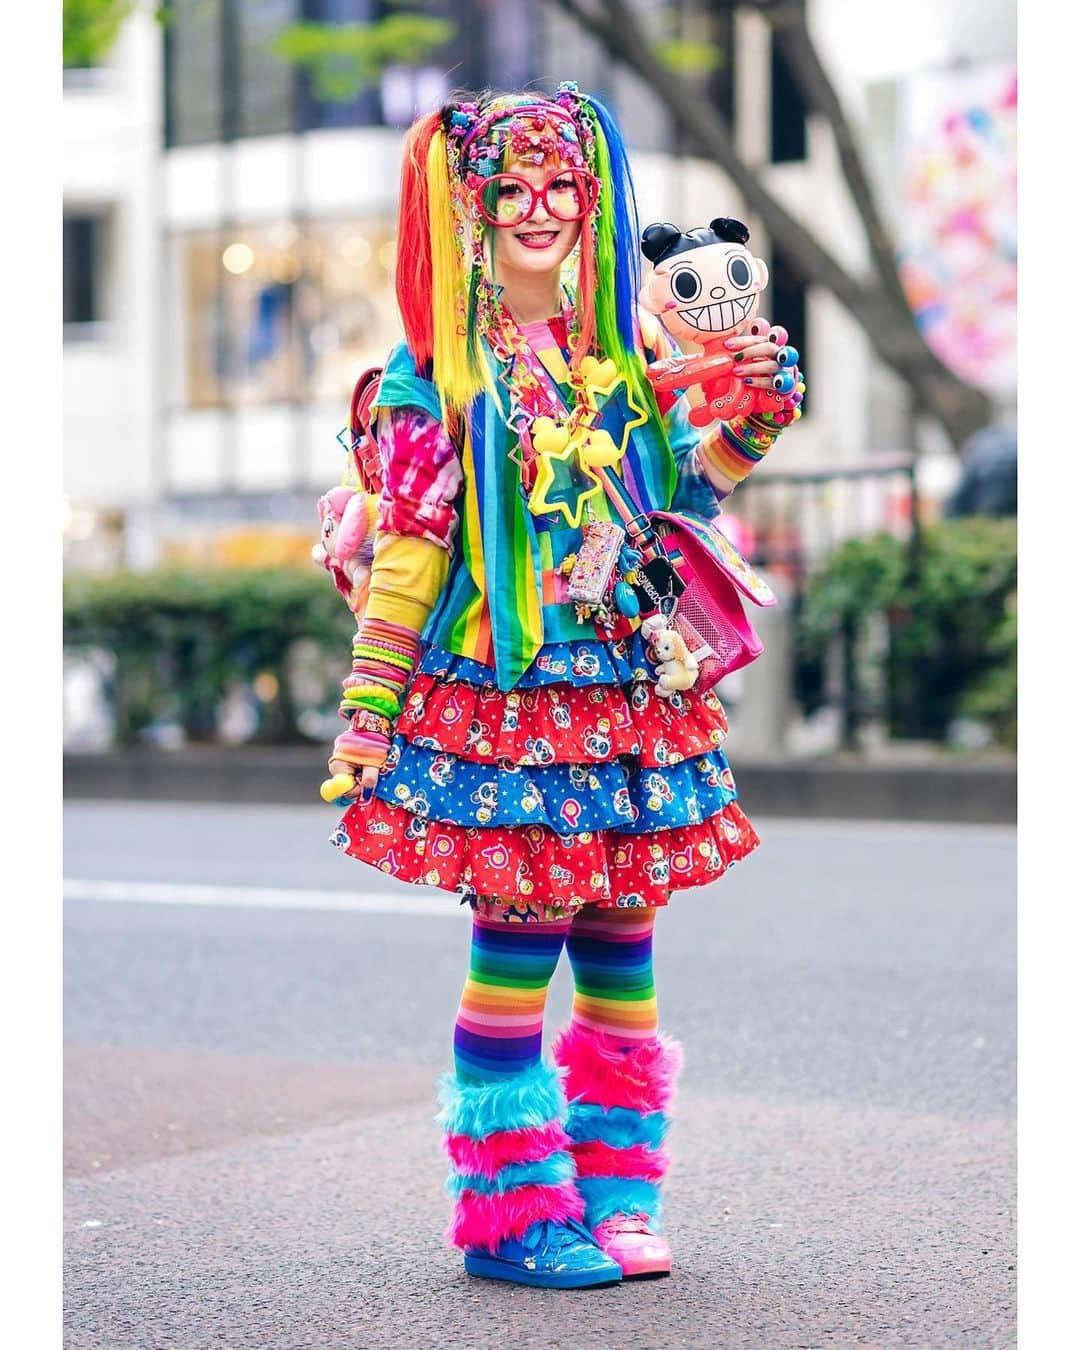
left=64, top=801, right=1016, bottom=1348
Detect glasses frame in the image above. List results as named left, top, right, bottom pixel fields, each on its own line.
left=472, top=169, right=601, bottom=229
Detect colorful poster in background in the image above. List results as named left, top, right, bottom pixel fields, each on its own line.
left=897, top=62, right=1017, bottom=396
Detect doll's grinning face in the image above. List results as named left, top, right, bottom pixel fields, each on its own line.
left=642, top=241, right=769, bottom=344
left=490, top=159, right=583, bottom=279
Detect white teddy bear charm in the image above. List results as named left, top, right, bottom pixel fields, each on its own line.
left=641, top=612, right=700, bottom=698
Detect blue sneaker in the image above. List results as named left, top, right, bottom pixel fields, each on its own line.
left=463, top=1217, right=624, bottom=1288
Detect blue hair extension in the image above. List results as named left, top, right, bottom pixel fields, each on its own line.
left=583, top=93, right=642, bottom=353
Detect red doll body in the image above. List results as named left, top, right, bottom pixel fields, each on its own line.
left=638, top=217, right=802, bottom=428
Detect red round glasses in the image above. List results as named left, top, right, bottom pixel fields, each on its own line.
left=473, top=169, right=601, bottom=228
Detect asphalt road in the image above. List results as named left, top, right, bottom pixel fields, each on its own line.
left=64, top=801, right=1016, bottom=1348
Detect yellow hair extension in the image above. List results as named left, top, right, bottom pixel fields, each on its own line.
left=427, top=129, right=479, bottom=412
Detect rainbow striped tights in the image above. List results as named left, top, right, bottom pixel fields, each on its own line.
left=439, top=904, right=681, bottom=1249
left=452, top=906, right=659, bottom=1083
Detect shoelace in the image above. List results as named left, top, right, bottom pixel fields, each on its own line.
left=596, top=1210, right=654, bottom=1238
left=522, top=1218, right=593, bottom=1256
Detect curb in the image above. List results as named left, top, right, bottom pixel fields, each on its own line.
left=64, top=749, right=1016, bottom=825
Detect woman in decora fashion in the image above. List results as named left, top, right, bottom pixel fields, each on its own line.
left=321, top=83, right=804, bottom=1289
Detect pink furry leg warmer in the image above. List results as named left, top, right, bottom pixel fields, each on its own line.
left=434, top=1059, right=585, bottom=1251
left=550, top=1023, right=684, bottom=1231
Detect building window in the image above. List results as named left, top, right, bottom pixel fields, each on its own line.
left=171, top=217, right=401, bottom=408
left=165, top=0, right=226, bottom=147
left=769, top=35, right=807, bottom=163
left=64, top=212, right=108, bottom=332
left=237, top=0, right=298, bottom=137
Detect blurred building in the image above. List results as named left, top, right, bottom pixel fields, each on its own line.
left=63, top=0, right=1015, bottom=571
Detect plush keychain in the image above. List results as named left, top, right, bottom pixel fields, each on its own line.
left=639, top=216, right=802, bottom=428
left=641, top=613, right=699, bottom=697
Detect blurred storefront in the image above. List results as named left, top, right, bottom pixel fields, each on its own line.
left=64, top=0, right=1015, bottom=575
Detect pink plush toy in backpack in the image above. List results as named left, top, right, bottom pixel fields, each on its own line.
left=313, top=486, right=377, bottom=614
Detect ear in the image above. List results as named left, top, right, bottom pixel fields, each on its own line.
left=641, top=222, right=681, bottom=265
left=709, top=216, right=750, bottom=246
left=336, top=492, right=371, bottom=560
left=753, top=256, right=770, bottom=291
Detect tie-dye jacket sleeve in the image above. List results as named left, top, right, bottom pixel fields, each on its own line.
left=374, top=405, right=464, bottom=550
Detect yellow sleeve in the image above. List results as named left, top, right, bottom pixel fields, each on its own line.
left=362, top=531, right=450, bottom=633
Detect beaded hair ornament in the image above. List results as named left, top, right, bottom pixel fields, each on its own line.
left=393, top=81, right=652, bottom=421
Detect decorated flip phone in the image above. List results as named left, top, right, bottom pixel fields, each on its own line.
left=568, top=521, right=625, bottom=605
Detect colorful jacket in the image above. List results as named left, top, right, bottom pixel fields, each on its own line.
left=371, top=318, right=732, bottom=691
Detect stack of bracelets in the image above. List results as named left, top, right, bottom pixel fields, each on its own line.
left=330, top=616, right=422, bottom=774
left=699, top=409, right=794, bottom=489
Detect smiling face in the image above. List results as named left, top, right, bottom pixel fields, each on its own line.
left=641, top=241, right=769, bottom=346
left=490, top=158, right=584, bottom=279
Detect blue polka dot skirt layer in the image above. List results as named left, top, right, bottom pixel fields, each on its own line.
left=334, top=635, right=760, bottom=916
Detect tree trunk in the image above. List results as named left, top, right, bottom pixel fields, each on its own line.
left=547, top=0, right=992, bottom=447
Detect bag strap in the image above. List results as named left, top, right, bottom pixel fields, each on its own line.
left=347, top=366, right=385, bottom=494
left=593, top=463, right=663, bottom=557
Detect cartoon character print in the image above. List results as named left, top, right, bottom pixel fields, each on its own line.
left=437, top=693, right=466, bottom=727
left=589, top=871, right=607, bottom=892
left=583, top=719, right=612, bottom=759
left=653, top=737, right=672, bottom=766
left=383, top=742, right=402, bottom=773
left=571, top=648, right=601, bottom=678
left=551, top=699, right=573, bottom=731
left=405, top=690, right=427, bottom=723
left=428, top=753, right=455, bottom=787
left=587, top=687, right=606, bottom=705
left=524, top=736, right=556, bottom=767
left=616, top=892, right=647, bottom=908
left=392, top=784, right=430, bottom=817
left=404, top=815, right=429, bottom=844
left=328, top=823, right=350, bottom=850
left=612, top=786, right=636, bottom=821
left=630, top=681, right=651, bottom=713
left=465, top=718, right=493, bottom=756
left=514, top=859, right=535, bottom=897
left=470, top=780, right=499, bottom=824
left=519, top=782, right=544, bottom=816
left=411, top=734, right=441, bottom=751
left=643, top=771, right=675, bottom=813
left=696, top=757, right=724, bottom=788
left=500, top=692, right=522, bottom=734
left=568, top=764, right=591, bottom=790
left=644, top=842, right=670, bottom=886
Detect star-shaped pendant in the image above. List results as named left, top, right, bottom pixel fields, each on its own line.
left=527, top=418, right=603, bottom=528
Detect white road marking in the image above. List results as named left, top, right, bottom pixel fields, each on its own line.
left=63, top=878, right=459, bottom=918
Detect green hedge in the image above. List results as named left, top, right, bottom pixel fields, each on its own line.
left=64, top=567, right=353, bottom=745
left=797, top=518, right=1017, bottom=746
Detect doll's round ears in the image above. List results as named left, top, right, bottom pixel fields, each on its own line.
left=641, top=222, right=681, bottom=265
left=709, top=217, right=751, bottom=245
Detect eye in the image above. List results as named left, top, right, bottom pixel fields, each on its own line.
left=727, top=255, right=752, bottom=289
left=498, top=181, right=526, bottom=198
left=671, top=268, right=701, bottom=302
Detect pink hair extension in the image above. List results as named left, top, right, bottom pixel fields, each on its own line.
left=569, top=1138, right=670, bottom=1182
left=551, top=1024, right=684, bottom=1114
left=443, top=1120, right=573, bottom=1181
left=446, top=1179, right=586, bottom=1250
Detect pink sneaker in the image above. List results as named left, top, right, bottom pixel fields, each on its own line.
left=592, top=1211, right=672, bottom=1278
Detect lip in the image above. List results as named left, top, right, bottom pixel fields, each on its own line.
left=515, top=230, right=560, bottom=250
left=676, top=295, right=754, bottom=332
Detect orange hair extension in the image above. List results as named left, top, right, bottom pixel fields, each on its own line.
left=395, top=111, right=443, bottom=366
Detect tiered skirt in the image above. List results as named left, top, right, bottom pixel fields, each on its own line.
left=331, top=632, right=759, bottom=919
